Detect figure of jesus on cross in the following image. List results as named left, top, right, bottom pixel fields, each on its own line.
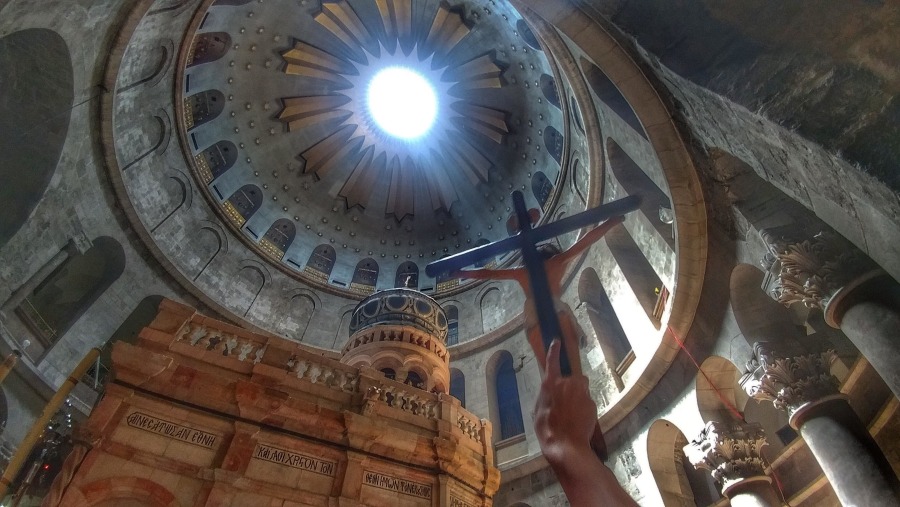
left=426, top=191, right=641, bottom=506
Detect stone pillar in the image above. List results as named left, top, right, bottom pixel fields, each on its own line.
left=684, top=421, right=781, bottom=507
left=741, top=343, right=900, bottom=506
left=760, top=227, right=900, bottom=400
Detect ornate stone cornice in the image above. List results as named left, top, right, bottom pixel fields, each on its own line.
left=740, top=342, right=839, bottom=415
left=760, top=227, right=874, bottom=310
left=684, top=421, right=769, bottom=491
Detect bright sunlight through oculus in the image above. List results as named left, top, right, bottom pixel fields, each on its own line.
left=367, top=67, right=438, bottom=140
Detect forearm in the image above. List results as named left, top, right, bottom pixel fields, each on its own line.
left=547, top=447, right=638, bottom=507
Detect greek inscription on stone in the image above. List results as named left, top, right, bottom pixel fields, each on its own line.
left=363, top=470, right=432, bottom=499
left=125, top=412, right=217, bottom=449
left=450, top=496, right=474, bottom=507
left=252, top=444, right=336, bottom=476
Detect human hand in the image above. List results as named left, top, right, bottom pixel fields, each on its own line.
left=534, top=339, right=598, bottom=465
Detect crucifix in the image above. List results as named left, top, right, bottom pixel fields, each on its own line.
left=426, top=191, right=641, bottom=460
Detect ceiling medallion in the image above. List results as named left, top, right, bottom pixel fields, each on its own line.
left=278, top=0, right=511, bottom=222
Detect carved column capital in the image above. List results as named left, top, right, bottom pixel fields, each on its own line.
left=684, top=421, right=770, bottom=491
left=760, top=227, right=875, bottom=311
left=740, top=342, right=839, bottom=417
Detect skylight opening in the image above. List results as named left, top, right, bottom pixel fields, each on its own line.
left=367, top=66, right=438, bottom=140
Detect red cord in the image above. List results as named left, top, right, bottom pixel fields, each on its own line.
left=667, top=326, right=790, bottom=504
left=667, top=326, right=744, bottom=421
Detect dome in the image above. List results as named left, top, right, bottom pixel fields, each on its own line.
left=172, top=0, right=569, bottom=297
left=348, top=288, right=448, bottom=343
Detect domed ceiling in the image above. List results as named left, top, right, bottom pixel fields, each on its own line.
left=177, top=0, right=569, bottom=297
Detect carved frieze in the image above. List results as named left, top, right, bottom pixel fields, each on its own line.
left=684, top=421, right=769, bottom=491
left=740, top=342, right=839, bottom=414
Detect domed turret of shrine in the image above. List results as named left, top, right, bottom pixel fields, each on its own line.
left=341, top=288, right=450, bottom=394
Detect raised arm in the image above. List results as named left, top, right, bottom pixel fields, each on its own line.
left=552, top=216, right=625, bottom=267
left=535, top=340, right=638, bottom=507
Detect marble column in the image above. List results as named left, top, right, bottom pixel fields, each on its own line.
left=760, top=227, right=900, bottom=400
left=741, top=343, right=900, bottom=506
left=684, top=420, right=782, bottom=507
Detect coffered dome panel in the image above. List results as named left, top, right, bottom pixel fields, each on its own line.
left=176, top=0, right=569, bottom=296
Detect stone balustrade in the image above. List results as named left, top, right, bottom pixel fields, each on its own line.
left=342, top=325, right=449, bottom=365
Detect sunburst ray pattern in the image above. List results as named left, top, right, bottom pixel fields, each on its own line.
left=277, top=0, right=509, bottom=222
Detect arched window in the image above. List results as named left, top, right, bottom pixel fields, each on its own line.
left=0, top=29, right=73, bottom=250
left=185, top=89, right=225, bottom=130
left=15, top=237, right=126, bottom=353
left=494, top=352, right=525, bottom=440
left=260, top=219, right=296, bottom=260
left=224, top=185, right=262, bottom=227
left=395, top=261, right=419, bottom=289
left=446, top=305, right=459, bottom=345
left=351, top=258, right=379, bottom=295
left=581, top=57, right=647, bottom=139
left=405, top=371, right=424, bottom=389
left=531, top=171, right=554, bottom=209
left=381, top=368, right=396, bottom=381
left=647, top=420, right=721, bottom=506
left=188, top=32, right=231, bottom=67
left=578, top=268, right=633, bottom=385
left=607, top=139, right=674, bottom=249
left=480, top=287, right=502, bottom=333
left=516, top=19, right=541, bottom=50
left=540, top=74, right=561, bottom=109
left=605, top=227, right=667, bottom=329
left=305, top=244, right=336, bottom=282
left=543, top=126, right=564, bottom=164
left=450, top=368, right=466, bottom=408
left=196, top=140, right=237, bottom=183
left=571, top=96, right=585, bottom=133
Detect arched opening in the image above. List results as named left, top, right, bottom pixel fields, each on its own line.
left=405, top=371, right=424, bottom=389
left=381, top=368, right=396, bottom=381
left=15, top=237, right=126, bottom=355
left=305, top=244, right=336, bottom=282
left=605, top=227, right=667, bottom=329
left=488, top=350, right=525, bottom=442
left=578, top=268, right=632, bottom=386
left=224, top=185, right=262, bottom=227
left=647, top=420, right=721, bottom=506
left=450, top=368, right=466, bottom=408
left=188, top=32, right=231, bottom=66
left=607, top=138, right=674, bottom=249
left=516, top=19, right=541, bottom=50
left=395, top=261, right=419, bottom=288
left=479, top=287, right=502, bottom=333
left=0, top=29, right=74, bottom=250
left=540, top=73, right=561, bottom=109
left=185, top=89, right=225, bottom=130
left=543, top=125, right=564, bottom=164
left=351, top=258, right=379, bottom=295
left=261, top=219, right=296, bottom=261
left=695, top=356, right=748, bottom=424
left=196, top=140, right=237, bottom=183
left=531, top=171, right=554, bottom=210
left=446, top=305, right=459, bottom=345
left=580, top=57, right=647, bottom=139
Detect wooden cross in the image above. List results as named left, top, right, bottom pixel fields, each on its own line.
left=426, top=191, right=641, bottom=460
left=426, top=191, right=641, bottom=374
